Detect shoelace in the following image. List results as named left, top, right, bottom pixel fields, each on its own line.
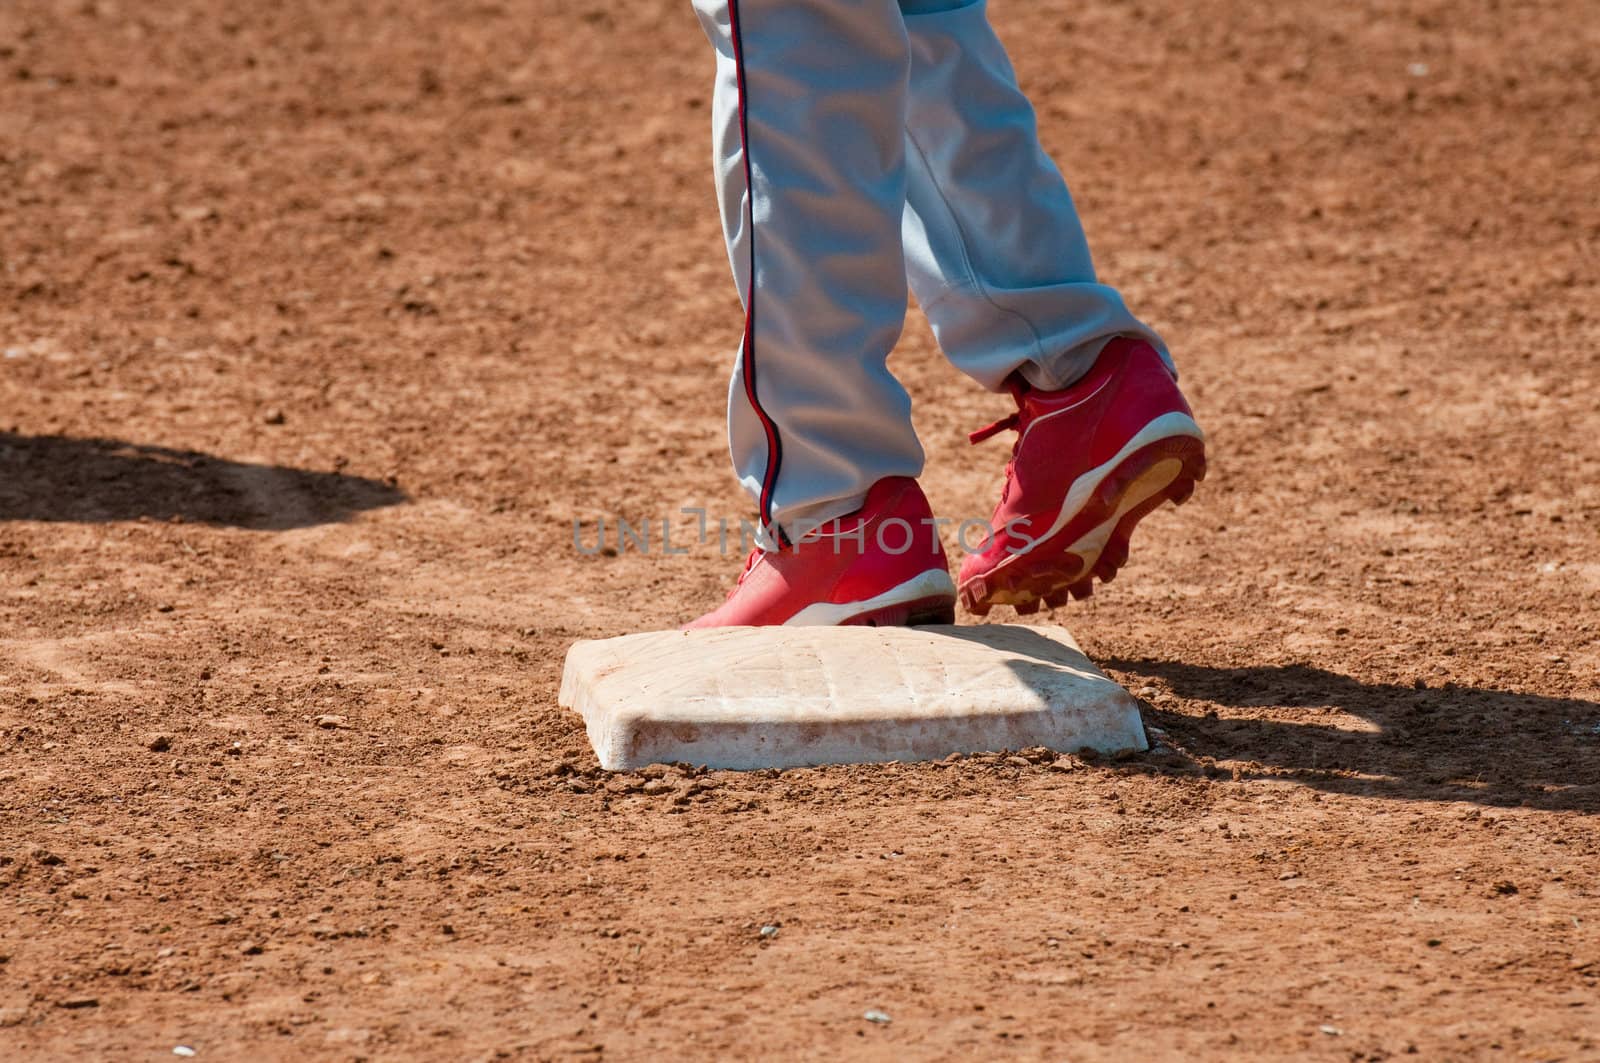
left=967, top=377, right=1034, bottom=506
left=968, top=411, right=1020, bottom=445
left=967, top=375, right=1030, bottom=445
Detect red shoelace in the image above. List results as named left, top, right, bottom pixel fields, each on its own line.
left=968, top=375, right=1030, bottom=445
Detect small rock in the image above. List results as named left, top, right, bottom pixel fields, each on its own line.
left=156, top=603, right=175, bottom=613
left=147, top=734, right=173, bottom=752
left=641, top=779, right=671, bottom=796
left=314, top=715, right=347, bottom=730
left=1047, top=756, right=1078, bottom=773
left=263, top=409, right=286, bottom=426
left=1492, top=880, right=1518, bottom=896
left=241, top=942, right=264, bottom=955
left=173, top=1046, right=198, bottom=1057
left=1003, top=755, right=1032, bottom=769
left=172, top=204, right=217, bottom=222
left=0, top=1008, right=26, bottom=1027
left=58, top=996, right=99, bottom=1009
left=1136, top=686, right=1159, bottom=699
left=1319, top=1024, right=1342, bottom=1036
left=34, top=850, right=64, bottom=866
left=759, top=925, right=779, bottom=939
left=863, top=1009, right=891, bottom=1024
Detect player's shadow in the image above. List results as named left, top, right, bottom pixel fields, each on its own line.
left=1105, top=657, right=1600, bottom=813
left=0, top=432, right=406, bottom=530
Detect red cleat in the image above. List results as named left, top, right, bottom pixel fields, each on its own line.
left=958, top=337, right=1206, bottom=616
left=686, top=477, right=956, bottom=628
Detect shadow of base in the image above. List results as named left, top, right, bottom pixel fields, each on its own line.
left=0, top=433, right=406, bottom=530
left=1105, top=657, right=1600, bottom=813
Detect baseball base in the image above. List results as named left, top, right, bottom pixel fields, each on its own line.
left=559, top=624, right=1147, bottom=771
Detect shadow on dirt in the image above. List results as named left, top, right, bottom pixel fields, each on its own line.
left=0, top=432, right=406, bottom=530
left=1106, top=657, right=1600, bottom=813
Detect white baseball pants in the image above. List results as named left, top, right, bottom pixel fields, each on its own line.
left=691, top=0, right=1171, bottom=541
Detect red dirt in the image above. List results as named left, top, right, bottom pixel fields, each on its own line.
left=2, top=0, right=1598, bottom=1059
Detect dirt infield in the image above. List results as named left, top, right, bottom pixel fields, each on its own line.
left=2, top=0, right=1597, bottom=1058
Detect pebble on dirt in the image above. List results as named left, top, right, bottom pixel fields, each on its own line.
left=863, top=1009, right=892, bottom=1024
left=147, top=734, right=173, bottom=752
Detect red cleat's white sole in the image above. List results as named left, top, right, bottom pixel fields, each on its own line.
left=960, top=421, right=1206, bottom=617
left=785, top=569, right=957, bottom=628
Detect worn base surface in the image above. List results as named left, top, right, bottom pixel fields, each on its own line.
left=558, top=624, right=1147, bottom=771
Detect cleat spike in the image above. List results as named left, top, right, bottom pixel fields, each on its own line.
left=1101, top=535, right=1130, bottom=573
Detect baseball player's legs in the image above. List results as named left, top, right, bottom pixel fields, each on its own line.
left=688, top=0, right=956, bottom=626
left=898, top=0, right=1171, bottom=391
left=693, top=0, right=925, bottom=541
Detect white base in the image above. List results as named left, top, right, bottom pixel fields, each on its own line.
left=558, top=624, right=1147, bottom=771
